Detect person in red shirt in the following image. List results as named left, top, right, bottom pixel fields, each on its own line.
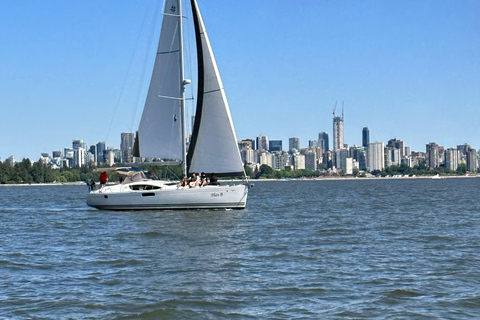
left=99, top=171, right=108, bottom=187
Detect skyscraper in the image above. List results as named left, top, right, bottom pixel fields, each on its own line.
left=387, top=138, right=405, bottom=158
left=289, top=137, right=300, bottom=152
left=318, top=132, right=329, bottom=152
left=333, top=110, right=344, bottom=151
left=368, top=142, right=385, bottom=172
left=426, top=142, right=440, bottom=168
left=466, top=147, right=477, bottom=172
left=121, top=133, right=135, bottom=163
left=89, top=145, right=97, bottom=165
left=256, top=135, right=269, bottom=151
left=445, top=148, right=459, bottom=171
left=72, top=139, right=87, bottom=150
left=269, top=140, right=283, bottom=152
left=96, top=141, right=106, bottom=165
left=362, top=127, right=369, bottom=148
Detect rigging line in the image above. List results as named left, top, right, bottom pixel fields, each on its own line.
left=105, top=0, right=157, bottom=142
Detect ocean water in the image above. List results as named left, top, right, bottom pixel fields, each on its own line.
left=0, top=178, right=479, bottom=319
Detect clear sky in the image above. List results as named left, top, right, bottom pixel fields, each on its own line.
left=1, top=0, right=479, bottom=161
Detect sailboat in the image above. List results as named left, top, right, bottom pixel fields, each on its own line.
left=87, top=0, right=249, bottom=210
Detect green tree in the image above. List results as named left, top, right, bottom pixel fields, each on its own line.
left=14, top=158, right=33, bottom=183
left=257, top=164, right=274, bottom=179
left=456, top=163, right=467, bottom=175
left=352, top=168, right=359, bottom=177
left=244, top=164, right=253, bottom=178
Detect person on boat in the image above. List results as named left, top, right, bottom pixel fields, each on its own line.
left=209, top=172, right=219, bottom=185
left=189, top=173, right=198, bottom=188
left=99, top=171, right=108, bottom=187
left=146, top=171, right=158, bottom=180
left=200, top=172, right=207, bottom=187
left=88, top=180, right=96, bottom=191
left=179, top=174, right=187, bottom=187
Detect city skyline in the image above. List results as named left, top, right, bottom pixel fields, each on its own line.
left=1, top=1, right=479, bottom=160
left=3, top=123, right=477, bottom=168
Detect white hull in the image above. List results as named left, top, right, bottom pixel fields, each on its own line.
left=87, top=180, right=248, bottom=210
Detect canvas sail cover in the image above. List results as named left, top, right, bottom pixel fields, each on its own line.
left=187, top=0, right=244, bottom=176
left=138, top=0, right=183, bottom=160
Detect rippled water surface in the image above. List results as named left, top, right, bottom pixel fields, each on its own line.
left=1, top=179, right=480, bottom=319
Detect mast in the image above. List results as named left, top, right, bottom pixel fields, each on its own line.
left=179, top=0, right=187, bottom=176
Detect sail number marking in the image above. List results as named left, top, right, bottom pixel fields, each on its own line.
left=211, top=192, right=224, bottom=197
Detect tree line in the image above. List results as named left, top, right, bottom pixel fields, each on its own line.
left=0, top=159, right=183, bottom=185
left=0, top=158, right=473, bottom=185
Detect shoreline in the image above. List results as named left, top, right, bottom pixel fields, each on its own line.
left=1, top=174, right=479, bottom=186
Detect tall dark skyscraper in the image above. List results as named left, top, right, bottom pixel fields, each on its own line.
left=96, top=141, right=106, bottom=165
left=269, top=140, right=283, bottom=152
left=318, top=132, right=329, bottom=152
left=362, top=127, right=369, bottom=148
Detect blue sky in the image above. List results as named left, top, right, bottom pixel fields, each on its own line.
left=1, top=0, right=479, bottom=161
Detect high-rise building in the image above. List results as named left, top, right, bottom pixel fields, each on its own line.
left=272, top=151, right=288, bottom=170
left=105, top=149, right=115, bottom=166
left=293, top=153, right=305, bottom=170
left=121, top=133, right=135, bottom=164
left=304, top=151, right=317, bottom=171
left=52, top=151, right=62, bottom=159
left=318, top=132, right=329, bottom=152
left=335, top=148, right=349, bottom=172
left=269, top=140, right=283, bottom=152
left=367, top=142, right=385, bottom=172
left=259, top=151, right=272, bottom=167
left=289, top=137, right=300, bottom=152
left=426, top=142, right=440, bottom=168
left=240, top=147, right=255, bottom=164
left=73, top=147, right=86, bottom=167
left=362, top=127, right=369, bottom=148
left=89, top=145, right=97, bottom=165
left=349, top=145, right=367, bottom=171
left=308, top=140, right=318, bottom=148
left=72, top=139, right=87, bottom=150
left=385, top=147, right=401, bottom=167
left=387, top=138, right=405, bottom=158
left=445, top=148, right=459, bottom=171
left=238, top=139, right=253, bottom=151
left=457, top=143, right=470, bottom=156
left=96, top=141, right=106, bottom=165
left=333, top=110, right=344, bottom=151
left=466, top=147, right=477, bottom=172
left=404, top=146, right=411, bottom=157
left=256, top=135, right=269, bottom=151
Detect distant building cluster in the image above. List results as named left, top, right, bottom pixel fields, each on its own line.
left=2, top=133, right=135, bottom=169
left=238, top=109, right=479, bottom=175
left=2, top=110, right=478, bottom=174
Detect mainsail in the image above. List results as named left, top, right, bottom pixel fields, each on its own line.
left=137, top=0, right=183, bottom=160
left=187, top=0, right=244, bottom=176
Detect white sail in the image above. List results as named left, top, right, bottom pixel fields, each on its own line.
left=188, top=0, right=244, bottom=175
left=138, top=0, right=183, bottom=160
